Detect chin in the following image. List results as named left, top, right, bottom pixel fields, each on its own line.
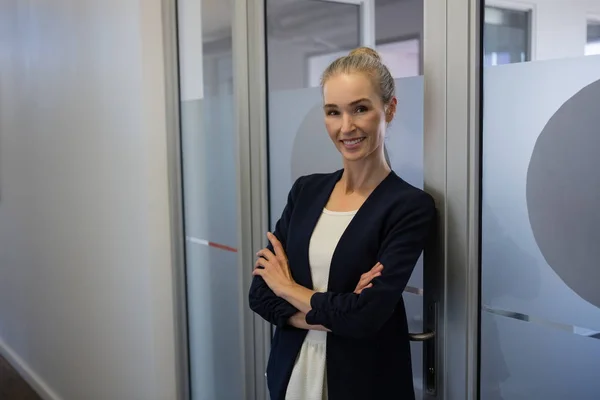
left=340, top=150, right=367, bottom=162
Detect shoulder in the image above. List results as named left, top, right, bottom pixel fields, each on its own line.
left=385, top=172, right=436, bottom=221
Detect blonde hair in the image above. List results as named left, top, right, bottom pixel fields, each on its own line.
left=320, top=47, right=395, bottom=105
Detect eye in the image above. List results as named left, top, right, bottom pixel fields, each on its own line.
left=326, top=110, right=340, bottom=116
left=355, top=105, right=368, bottom=114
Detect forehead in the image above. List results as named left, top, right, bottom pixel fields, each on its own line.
left=323, top=73, right=378, bottom=105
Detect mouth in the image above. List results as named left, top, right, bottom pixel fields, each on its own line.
left=340, top=137, right=366, bottom=146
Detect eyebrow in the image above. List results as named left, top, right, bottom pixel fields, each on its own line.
left=323, top=98, right=372, bottom=108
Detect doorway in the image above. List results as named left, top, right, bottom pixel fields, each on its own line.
left=168, top=0, right=600, bottom=398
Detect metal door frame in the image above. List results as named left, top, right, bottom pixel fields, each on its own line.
left=161, top=0, right=190, bottom=399
left=424, top=0, right=482, bottom=398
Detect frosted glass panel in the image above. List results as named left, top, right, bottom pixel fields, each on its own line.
left=177, top=0, right=244, bottom=398
left=481, top=30, right=600, bottom=400
left=481, top=311, right=600, bottom=400
left=185, top=244, right=243, bottom=400
left=482, top=56, right=600, bottom=327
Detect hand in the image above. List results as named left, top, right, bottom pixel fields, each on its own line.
left=354, top=262, right=383, bottom=294
left=253, top=232, right=295, bottom=297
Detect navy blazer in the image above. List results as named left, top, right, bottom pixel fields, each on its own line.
left=249, top=169, right=436, bottom=400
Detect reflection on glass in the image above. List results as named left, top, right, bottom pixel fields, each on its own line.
left=266, top=0, right=360, bottom=91
left=483, top=6, right=530, bottom=66
left=177, top=0, right=243, bottom=399
left=377, top=39, right=421, bottom=78
left=307, top=38, right=420, bottom=86
left=586, top=20, right=600, bottom=56
left=481, top=0, right=600, bottom=398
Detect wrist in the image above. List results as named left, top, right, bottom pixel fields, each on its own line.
left=288, top=311, right=303, bottom=325
left=275, top=281, right=297, bottom=298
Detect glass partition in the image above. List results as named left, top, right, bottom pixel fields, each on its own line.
left=480, top=1, right=600, bottom=398
left=177, top=0, right=244, bottom=398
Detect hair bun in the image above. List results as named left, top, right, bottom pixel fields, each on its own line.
left=348, top=46, right=381, bottom=61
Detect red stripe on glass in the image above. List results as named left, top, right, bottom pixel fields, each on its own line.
left=208, top=242, right=238, bottom=253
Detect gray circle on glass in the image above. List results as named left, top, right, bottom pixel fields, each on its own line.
left=290, top=104, right=341, bottom=182
left=526, top=78, right=600, bottom=308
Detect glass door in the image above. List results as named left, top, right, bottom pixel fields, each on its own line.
left=480, top=0, right=600, bottom=398
left=175, top=0, right=247, bottom=398
left=261, top=0, right=438, bottom=398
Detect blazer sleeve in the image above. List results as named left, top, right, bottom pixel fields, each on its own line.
left=305, top=191, right=436, bottom=338
left=248, top=177, right=304, bottom=328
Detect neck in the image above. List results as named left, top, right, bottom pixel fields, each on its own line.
left=340, top=149, right=391, bottom=194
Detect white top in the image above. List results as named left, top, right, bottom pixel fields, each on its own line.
left=285, top=208, right=357, bottom=400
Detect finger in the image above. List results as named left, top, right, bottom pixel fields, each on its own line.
left=366, top=267, right=382, bottom=279
left=364, top=267, right=380, bottom=280
left=370, top=272, right=382, bottom=279
left=252, top=267, right=264, bottom=276
left=267, top=232, right=287, bottom=260
left=360, top=283, right=374, bottom=293
left=255, top=258, right=270, bottom=270
left=358, top=271, right=381, bottom=290
left=355, top=283, right=373, bottom=294
left=357, top=274, right=370, bottom=288
left=364, top=269, right=381, bottom=283
left=356, top=264, right=382, bottom=290
left=371, top=263, right=383, bottom=272
left=357, top=276, right=372, bottom=291
left=256, top=248, right=276, bottom=261
left=360, top=263, right=381, bottom=279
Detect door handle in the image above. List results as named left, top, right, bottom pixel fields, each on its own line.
left=409, top=302, right=438, bottom=395
left=408, top=330, right=435, bottom=341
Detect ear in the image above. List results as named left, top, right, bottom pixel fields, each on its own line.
left=385, top=97, right=398, bottom=123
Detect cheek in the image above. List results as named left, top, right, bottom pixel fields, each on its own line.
left=360, top=114, right=384, bottom=137
left=324, top=120, right=339, bottom=140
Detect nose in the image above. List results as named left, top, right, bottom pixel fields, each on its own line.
left=341, top=113, right=355, bottom=134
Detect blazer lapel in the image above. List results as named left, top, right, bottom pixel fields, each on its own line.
left=327, top=171, right=395, bottom=291
left=291, top=170, right=343, bottom=290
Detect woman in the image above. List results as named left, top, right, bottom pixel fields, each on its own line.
left=249, top=47, right=436, bottom=400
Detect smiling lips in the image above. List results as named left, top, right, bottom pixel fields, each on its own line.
left=341, top=137, right=366, bottom=150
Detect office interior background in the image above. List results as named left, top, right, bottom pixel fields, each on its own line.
left=0, top=0, right=599, bottom=399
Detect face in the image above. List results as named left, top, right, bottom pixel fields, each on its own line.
left=322, top=73, right=396, bottom=163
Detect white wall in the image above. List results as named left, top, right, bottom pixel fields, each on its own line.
left=0, top=1, right=178, bottom=399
